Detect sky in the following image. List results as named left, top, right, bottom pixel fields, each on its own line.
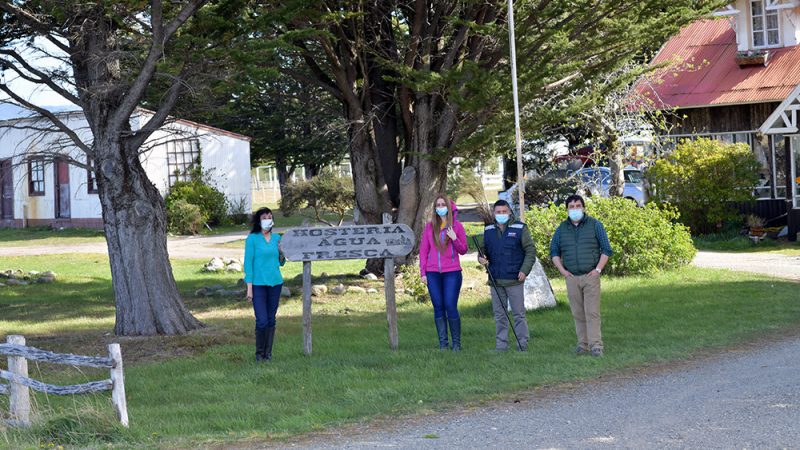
left=0, top=37, right=78, bottom=120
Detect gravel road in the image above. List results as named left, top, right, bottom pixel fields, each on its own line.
left=0, top=230, right=250, bottom=259
left=285, top=336, right=800, bottom=449
left=692, top=250, right=800, bottom=280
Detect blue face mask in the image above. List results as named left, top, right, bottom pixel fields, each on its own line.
left=568, top=209, right=584, bottom=222
left=435, top=207, right=448, bottom=217
left=495, top=214, right=510, bottom=225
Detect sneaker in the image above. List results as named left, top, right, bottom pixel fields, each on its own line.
left=575, top=346, right=589, bottom=356
left=590, top=348, right=604, bottom=357
left=518, top=343, right=528, bottom=352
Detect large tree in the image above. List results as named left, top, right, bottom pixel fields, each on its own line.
left=177, top=56, right=349, bottom=199
left=0, top=0, right=245, bottom=335
left=260, top=0, right=724, bottom=271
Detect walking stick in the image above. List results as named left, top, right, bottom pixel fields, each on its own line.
left=472, top=235, right=523, bottom=350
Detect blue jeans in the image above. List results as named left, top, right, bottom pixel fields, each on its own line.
left=426, top=270, right=462, bottom=320
left=253, top=284, right=282, bottom=330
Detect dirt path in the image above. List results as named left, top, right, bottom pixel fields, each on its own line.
left=0, top=230, right=251, bottom=260
left=692, top=250, right=800, bottom=281
left=275, top=334, right=800, bottom=449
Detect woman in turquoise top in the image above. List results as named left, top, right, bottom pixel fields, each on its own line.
left=244, top=207, right=285, bottom=362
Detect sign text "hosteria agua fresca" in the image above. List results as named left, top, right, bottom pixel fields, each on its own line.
left=281, top=224, right=415, bottom=261
left=281, top=217, right=415, bottom=355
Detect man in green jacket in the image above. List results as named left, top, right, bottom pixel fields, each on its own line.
left=550, top=194, right=613, bottom=357
left=479, top=200, right=537, bottom=351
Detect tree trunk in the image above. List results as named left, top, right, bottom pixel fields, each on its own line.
left=96, top=139, right=203, bottom=336
left=276, top=167, right=293, bottom=201
left=606, top=133, right=625, bottom=197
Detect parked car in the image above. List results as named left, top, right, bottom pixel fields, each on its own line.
left=497, top=167, right=647, bottom=211
left=574, top=167, right=647, bottom=207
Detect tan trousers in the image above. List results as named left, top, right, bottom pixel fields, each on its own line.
left=566, top=274, right=603, bottom=351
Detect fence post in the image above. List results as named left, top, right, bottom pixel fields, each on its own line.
left=7, top=335, right=31, bottom=426
left=108, top=344, right=129, bottom=427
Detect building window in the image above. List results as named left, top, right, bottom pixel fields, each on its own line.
left=28, top=158, right=45, bottom=196
left=167, top=139, right=200, bottom=186
left=751, top=1, right=780, bottom=48
left=87, top=157, right=98, bottom=194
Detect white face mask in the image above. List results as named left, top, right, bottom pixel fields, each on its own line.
left=260, top=219, right=273, bottom=230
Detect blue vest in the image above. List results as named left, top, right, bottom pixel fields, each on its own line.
left=484, top=222, right=526, bottom=280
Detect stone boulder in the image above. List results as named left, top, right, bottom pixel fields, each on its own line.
left=522, top=260, right=557, bottom=310
left=331, top=284, right=347, bottom=295
left=281, top=286, right=292, bottom=297
left=225, top=263, right=243, bottom=272
left=362, top=273, right=378, bottom=281
left=347, top=286, right=367, bottom=294
left=311, top=285, right=328, bottom=296
left=203, top=258, right=225, bottom=272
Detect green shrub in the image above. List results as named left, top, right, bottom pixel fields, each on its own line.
left=165, top=179, right=229, bottom=226
left=280, top=173, right=354, bottom=226
left=227, top=195, right=250, bottom=225
left=525, top=197, right=696, bottom=276
left=447, top=163, right=481, bottom=200
left=400, top=264, right=429, bottom=304
left=649, top=138, right=760, bottom=234
left=167, top=199, right=203, bottom=235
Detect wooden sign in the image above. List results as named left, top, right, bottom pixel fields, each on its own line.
left=281, top=223, right=415, bottom=261
left=282, top=215, right=415, bottom=355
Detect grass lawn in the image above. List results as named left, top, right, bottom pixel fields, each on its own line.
left=1, top=255, right=800, bottom=448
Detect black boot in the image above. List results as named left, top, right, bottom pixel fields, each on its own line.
left=265, top=326, right=276, bottom=360
left=255, top=328, right=267, bottom=362
left=434, top=317, right=449, bottom=349
left=448, top=317, right=461, bottom=351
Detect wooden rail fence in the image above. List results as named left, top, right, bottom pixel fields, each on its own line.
left=0, top=335, right=128, bottom=427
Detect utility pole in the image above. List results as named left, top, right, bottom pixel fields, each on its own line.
left=507, top=0, right=525, bottom=214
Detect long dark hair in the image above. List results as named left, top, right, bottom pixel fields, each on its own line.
left=250, top=207, right=273, bottom=234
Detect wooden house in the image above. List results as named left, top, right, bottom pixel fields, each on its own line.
left=638, top=0, right=800, bottom=240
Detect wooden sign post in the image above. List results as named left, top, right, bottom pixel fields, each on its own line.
left=281, top=216, right=415, bottom=355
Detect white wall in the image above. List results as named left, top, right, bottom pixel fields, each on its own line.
left=0, top=110, right=251, bottom=223
left=0, top=112, right=95, bottom=222
left=734, top=0, right=800, bottom=51
left=136, top=111, right=252, bottom=213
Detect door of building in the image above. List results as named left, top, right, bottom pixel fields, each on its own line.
left=54, top=159, right=71, bottom=219
left=0, top=159, right=13, bottom=219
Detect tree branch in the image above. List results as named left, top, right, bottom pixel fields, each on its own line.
left=111, top=0, right=208, bottom=130
left=0, top=85, right=93, bottom=156
left=0, top=50, right=83, bottom=105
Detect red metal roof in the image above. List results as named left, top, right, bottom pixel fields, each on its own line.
left=638, top=19, right=800, bottom=109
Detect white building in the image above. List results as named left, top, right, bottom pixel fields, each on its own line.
left=0, top=108, right=251, bottom=229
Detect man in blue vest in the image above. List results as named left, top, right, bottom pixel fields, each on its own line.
left=478, top=200, right=537, bottom=351
left=550, top=194, right=613, bottom=357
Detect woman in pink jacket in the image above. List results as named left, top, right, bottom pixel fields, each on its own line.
left=419, top=195, right=468, bottom=350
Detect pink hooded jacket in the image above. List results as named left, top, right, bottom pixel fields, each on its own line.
left=419, top=201, right=469, bottom=275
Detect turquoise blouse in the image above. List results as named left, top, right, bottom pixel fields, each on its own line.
left=244, top=232, right=285, bottom=286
